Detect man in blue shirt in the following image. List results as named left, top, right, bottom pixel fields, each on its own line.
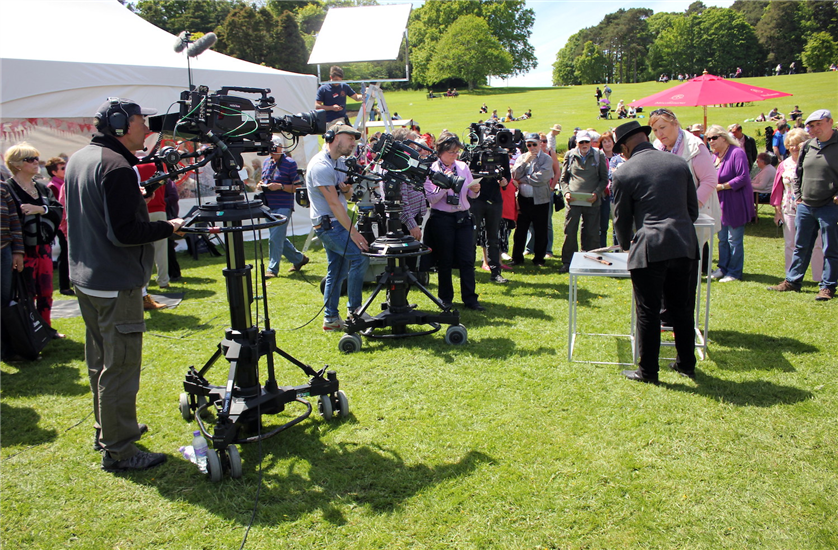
left=315, top=66, right=364, bottom=124
left=306, top=122, right=370, bottom=331
left=773, top=121, right=789, bottom=159
left=260, top=137, right=308, bottom=277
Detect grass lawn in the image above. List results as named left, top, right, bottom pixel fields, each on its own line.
left=2, top=73, right=838, bottom=549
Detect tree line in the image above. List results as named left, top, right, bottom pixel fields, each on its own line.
left=130, top=0, right=536, bottom=91
left=553, top=0, right=838, bottom=86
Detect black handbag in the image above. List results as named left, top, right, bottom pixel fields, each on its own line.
left=1, top=271, right=53, bottom=360
left=553, top=191, right=565, bottom=212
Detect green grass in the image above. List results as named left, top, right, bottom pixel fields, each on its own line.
left=3, top=73, right=838, bottom=549
left=362, top=72, right=838, bottom=152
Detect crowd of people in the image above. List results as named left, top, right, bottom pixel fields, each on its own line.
left=2, top=70, right=836, bottom=471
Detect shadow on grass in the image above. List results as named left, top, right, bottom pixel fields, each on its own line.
left=0, top=354, right=88, bottom=398
left=0, top=402, right=58, bottom=448
left=144, top=311, right=215, bottom=334
left=663, top=372, right=813, bottom=407
left=136, top=422, right=492, bottom=525
left=709, top=330, right=818, bottom=372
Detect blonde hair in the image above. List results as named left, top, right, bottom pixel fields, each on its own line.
left=705, top=125, right=738, bottom=147
left=648, top=108, right=680, bottom=128
left=785, top=128, right=808, bottom=149
left=4, top=142, right=40, bottom=176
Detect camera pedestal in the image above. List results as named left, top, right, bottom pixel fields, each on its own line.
left=337, top=236, right=467, bottom=353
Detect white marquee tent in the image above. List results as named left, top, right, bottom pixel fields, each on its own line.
left=1, top=0, right=321, bottom=235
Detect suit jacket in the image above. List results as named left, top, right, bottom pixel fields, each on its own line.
left=611, top=141, right=699, bottom=270
left=743, top=134, right=758, bottom=167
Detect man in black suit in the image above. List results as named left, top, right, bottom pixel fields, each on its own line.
left=611, top=121, right=700, bottom=384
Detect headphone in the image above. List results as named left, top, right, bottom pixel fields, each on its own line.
left=96, top=98, right=131, bottom=137
left=323, top=128, right=336, bottom=143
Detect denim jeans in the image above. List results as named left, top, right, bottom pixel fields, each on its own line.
left=717, top=224, right=745, bottom=279
left=267, top=207, right=304, bottom=274
left=788, top=202, right=838, bottom=289
left=316, top=223, right=369, bottom=319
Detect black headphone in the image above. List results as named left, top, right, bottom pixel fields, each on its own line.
left=323, top=129, right=336, bottom=143
left=96, top=98, right=131, bottom=137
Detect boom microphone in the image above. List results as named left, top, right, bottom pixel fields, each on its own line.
left=173, top=31, right=188, bottom=53
left=186, top=33, right=217, bottom=58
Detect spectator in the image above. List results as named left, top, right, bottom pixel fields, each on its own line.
left=260, top=137, right=309, bottom=277
left=479, top=103, right=488, bottom=114
left=768, top=107, right=783, bottom=121
left=789, top=105, right=803, bottom=122
left=598, top=131, right=619, bottom=248
left=751, top=152, right=777, bottom=194
left=546, top=124, right=562, bottom=153
left=595, top=87, right=603, bottom=105
left=499, top=173, right=518, bottom=263
left=526, top=131, right=561, bottom=258
left=511, top=133, right=554, bottom=267
left=315, top=66, right=364, bottom=124
left=137, top=162, right=170, bottom=290
left=420, top=131, right=484, bottom=311
left=164, top=178, right=181, bottom=282
left=4, top=142, right=64, bottom=337
left=706, top=124, right=754, bottom=282
left=604, top=84, right=612, bottom=101
left=567, top=127, right=581, bottom=151
left=769, top=128, right=823, bottom=283
left=616, top=100, right=628, bottom=119
left=773, top=121, right=790, bottom=159
left=46, top=156, right=73, bottom=295
left=391, top=128, right=428, bottom=275
left=306, top=122, right=370, bottom=330
left=728, top=123, right=759, bottom=168
left=775, top=64, right=782, bottom=76
left=1, top=182, right=26, bottom=361
left=558, top=130, right=608, bottom=272
left=755, top=112, right=767, bottom=122
left=768, top=109, right=838, bottom=300
left=470, top=123, right=509, bottom=283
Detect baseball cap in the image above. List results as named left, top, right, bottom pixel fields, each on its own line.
left=805, top=109, right=832, bottom=124
left=328, top=122, right=361, bottom=139
left=576, top=130, right=592, bottom=143
left=94, top=98, right=157, bottom=134
left=525, top=132, right=540, bottom=143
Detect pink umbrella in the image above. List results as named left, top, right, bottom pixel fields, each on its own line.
left=630, top=71, right=792, bottom=129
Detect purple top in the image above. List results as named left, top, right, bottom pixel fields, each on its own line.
left=424, top=159, right=476, bottom=213
left=716, top=145, right=754, bottom=228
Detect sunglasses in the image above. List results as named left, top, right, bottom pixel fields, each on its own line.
left=526, top=142, right=539, bottom=147
left=22, top=157, right=39, bottom=163
left=540, top=140, right=547, bottom=143
left=577, top=140, right=591, bottom=144
left=650, top=108, right=676, bottom=118
left=707, top=135, right=722, bottom=141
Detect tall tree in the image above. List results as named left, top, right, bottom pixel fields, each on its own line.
left=574, top=41, right=607, bottom=85
left=552, top=31, right=585, bottom=86
left=274, top=10, right=310, bottom=74
left=807, top=0, right=838, bottom=41
left=756, top=1, right=807, bottom=66
left=215, top=5, right=281, bottom=67
left=427, top=15, right=513, bottom=90
left=802, top=31, right=838, bottom=72
left=133, top=0, right=237, bottom=35
left=730, top=0, right=769, bottom=28
left=697, top=8, right=763, bottom=76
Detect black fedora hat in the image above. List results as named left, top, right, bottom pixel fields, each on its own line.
left=613, top=120, right=652, bottom=148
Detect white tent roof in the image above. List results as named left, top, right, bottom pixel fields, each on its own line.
left=0, top=0, right=317, bottom=119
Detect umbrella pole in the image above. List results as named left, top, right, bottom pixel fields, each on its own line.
left=704, top=105, right=708, bottom=133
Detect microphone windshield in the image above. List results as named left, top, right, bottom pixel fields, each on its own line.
left=173, top=31, right=188, bottom=53
left=187, top=33, right=217, bottom=58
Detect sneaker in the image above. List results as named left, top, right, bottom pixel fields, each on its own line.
left=709, top=268, right=724, bottom=280
left=501, top=253, right=512, bottom=261
left=323, top=317, right=345, bottom=331
left=264, top=271, right=277, bottom=279
left=767, top=280, right=800, bottom=292
left=102, top=450, right=166, bottom=473
left=719, top=275, right=739, bottom=283
left=490, top=274, right=509, bottom=284
left=94, top=424, right=148, bottom=452
left=289, top=255, right=310, bottom=272
left=816, top=287, right=835, bottom=301
left=143, top=295, right=167, bottom=310
left=480, top=263, right=491, bottom=272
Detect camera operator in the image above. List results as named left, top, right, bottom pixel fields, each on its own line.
left=420, top=131, right=485, bottom=311
left=65, top=98, right=184, bottom=472
left=306, top=122, right=370, bottom=331
left=469, top=150, right=509, bottom=284
left=260, top=137, right=309, bottom=277
left=388, top=127, right=428, bottom=273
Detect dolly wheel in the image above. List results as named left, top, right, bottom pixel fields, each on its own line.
left=179, top=392, right=192, bottom=421
left=338, top=333, right=362, bottom=354
left=445, top=324, right=468, bottom=345
left=318, top=395, right=333, bottom=420
left=206, top=448, right=222, bottom=482
left=337, top=390, right=350, bottom=418
left=227, top=446, right=242, bottom=479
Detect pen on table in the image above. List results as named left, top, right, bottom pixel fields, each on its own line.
left=584, top=253, right=612, bottom=266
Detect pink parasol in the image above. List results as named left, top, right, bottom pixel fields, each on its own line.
left=630, top=71, right=792, bottom=129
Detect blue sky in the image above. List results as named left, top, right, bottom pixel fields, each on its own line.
left=382, top=0, right=736, bottom=87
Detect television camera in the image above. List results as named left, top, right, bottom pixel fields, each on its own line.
left=459, top=120, right=523, bottom=181
left=142, top=85, right=344, bottom=482
left=331, top=133, right=469, bottom=353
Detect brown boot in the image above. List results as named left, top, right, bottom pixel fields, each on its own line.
left=766, top=280, right=800, bottom=292
left=143, top=295, right=167, bottom=310
left=816, top=287, right=835, bottom=301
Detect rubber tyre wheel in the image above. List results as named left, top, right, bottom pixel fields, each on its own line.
left=179, top=392, right=193, bottom=421
left=338, top=333, right=362, bottom=354
left=318, top=395, right=333, bottom=420
left=417, top=271, right=430, bottom=287
left=445, top=324, right=468, bottom=345
left=336, top=390, right=350, bottom=418
left=227, top=446, right=242, bottom=479
left=206, top=448, right=223, bottom=482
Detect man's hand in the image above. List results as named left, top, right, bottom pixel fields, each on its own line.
left=468, top=181, right=481, bottom=194
left=169, top=218, right=185, bottom=235
left=409, top=226, right=422, bottom=240
left=351, top=228, right=369, bottom=252
left=587, top=192, right=597, bottom=203
left=12, top=252, right=24, bottom=272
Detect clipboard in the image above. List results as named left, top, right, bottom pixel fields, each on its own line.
left=568, top=192, right=594, bottom=207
